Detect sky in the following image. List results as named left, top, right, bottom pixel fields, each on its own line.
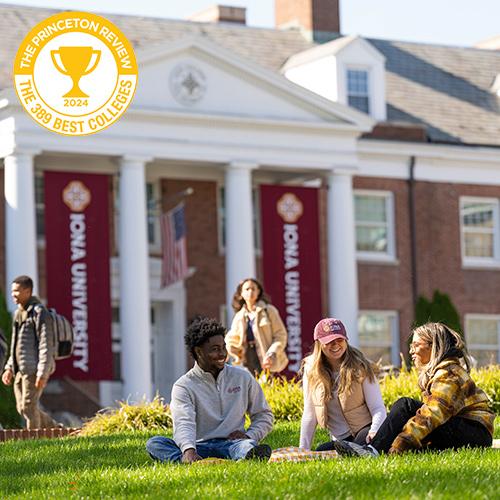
left=1, top=0, right=499, bottom=47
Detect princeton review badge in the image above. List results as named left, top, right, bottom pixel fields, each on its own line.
left=13, top=12, right=137, bottom=136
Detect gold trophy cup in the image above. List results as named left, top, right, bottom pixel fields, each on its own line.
left=51, top=46, right=101, bottom=98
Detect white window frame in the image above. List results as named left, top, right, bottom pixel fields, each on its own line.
left=358, top=310, right=400, bottom=366
left=354, top=189, right=396, bottom=262
left=346, top=66, right=372, bottom=115
left=460, top=196, right=500, bottom=268
left=465, top=314, right=500, bottom=365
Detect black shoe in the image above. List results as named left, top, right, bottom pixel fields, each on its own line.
left=245, top=444, right=272, bottom=461
left=332, top=440, right=378, bottom=458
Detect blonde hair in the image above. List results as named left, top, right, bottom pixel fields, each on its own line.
left=302, top=340, right=376, bottom=401
left=412, top=322, right=470, bottom=390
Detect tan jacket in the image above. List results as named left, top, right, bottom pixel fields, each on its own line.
left=226, top=301, right=288, bottom=373
left=307, top=366, right=372, bottom=435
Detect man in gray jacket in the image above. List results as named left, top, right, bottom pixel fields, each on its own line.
left=1, top=275, right=57, bottom=429
left=146, top=317, right=273, bottom=463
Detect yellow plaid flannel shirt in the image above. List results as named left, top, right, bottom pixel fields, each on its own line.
left=391, top=358, right=495, bottom=452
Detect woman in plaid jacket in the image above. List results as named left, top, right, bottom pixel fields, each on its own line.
left=333, top=322, right=495, bottom=457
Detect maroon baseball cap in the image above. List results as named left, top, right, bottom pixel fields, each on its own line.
left=314, top=318, right=348, bottom=344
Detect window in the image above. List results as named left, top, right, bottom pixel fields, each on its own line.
left=465, top=315, right=500, bottom=367
left=355, top=190, right=395, bottom=261
left=35, top=172, right=45, bottom=240
left=358, top=311, right=399, bottom=366
left=347, top=69, right=370, bottom=114
left=146, top=182, right=160, bottom=247
left=460, top=197, right=500, bottom=266
left=218, top=185, right=261, bottom=254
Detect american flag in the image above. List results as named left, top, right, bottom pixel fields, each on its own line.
left=161, top=203, right=189, bottom=287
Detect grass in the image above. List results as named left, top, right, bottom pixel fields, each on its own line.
left=0, top=422, right=499, bottom=499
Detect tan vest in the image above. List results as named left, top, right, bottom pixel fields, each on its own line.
left=310, top=376, right=372, bottom=435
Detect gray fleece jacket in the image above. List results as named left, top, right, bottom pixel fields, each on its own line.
left=171, top=363, right=273, bottom=453
left=5, top=296, right=55, bottom=379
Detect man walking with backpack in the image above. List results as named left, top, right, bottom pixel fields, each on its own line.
left=1, top=275, right=57, bottom=429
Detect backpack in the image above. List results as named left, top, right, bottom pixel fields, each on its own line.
left=47, top=308, right=74, bottom=360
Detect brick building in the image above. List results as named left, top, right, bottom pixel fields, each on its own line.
left=1, top=1, right=499, bottom=419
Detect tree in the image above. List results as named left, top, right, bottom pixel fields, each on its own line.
left=415, top=290, right=462, bottom=334
left=0, top=289, right=21, bottom=428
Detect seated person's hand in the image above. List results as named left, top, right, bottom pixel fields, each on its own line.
left=182, top=448, right=202, bottom=463
left=261, top=352, right=276, bottom=370
left=366, top=431, right=376, bottom=443
left=227, top=430, right=249, bottom=440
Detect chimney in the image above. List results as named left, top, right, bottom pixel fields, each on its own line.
left=275, top=0, right=340, bottom=42
left=474, top=35, right=500, bottom=50
left=188, top=5, right=246, bottom=24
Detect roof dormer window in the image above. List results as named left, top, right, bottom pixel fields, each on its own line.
left=347, top=69, right=370, bottom=114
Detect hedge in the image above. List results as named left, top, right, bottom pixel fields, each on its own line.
left=80, top=365, right=500, bottom=434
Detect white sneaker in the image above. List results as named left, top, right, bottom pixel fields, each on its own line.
left=333, top=440, right=378, bottom=458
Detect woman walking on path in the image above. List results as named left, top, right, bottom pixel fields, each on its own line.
left=226, top=278, right=288, bottom=374
left=300, top=318, right=386, bottom=450
left=333, top=322, right=495, bottom=457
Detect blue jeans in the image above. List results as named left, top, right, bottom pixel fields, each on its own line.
left=146, top=436, right=258, bottom=463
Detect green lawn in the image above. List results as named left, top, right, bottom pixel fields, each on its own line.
left=0, top=422, right=498, bottom=499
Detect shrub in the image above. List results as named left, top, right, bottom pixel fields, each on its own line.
left=80, top=395, right=172, bottom=436
left=379, top=367, right=421, bottom=409
left=78, top=366, right=500, bottom=435
left=0, top=289, right=21, bottom=429
left=258, top=374, right=303, bottom=422
left=260, top=364, right=500, bottom=421
left=471, top=366, right=500, bottom=414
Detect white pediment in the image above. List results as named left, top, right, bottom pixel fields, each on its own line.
left=133, top=36, right=374, bottom=130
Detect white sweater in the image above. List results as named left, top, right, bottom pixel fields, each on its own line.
left=299, top=374, right=387, bottom=450
left=171, top=363, right=273, bottom=453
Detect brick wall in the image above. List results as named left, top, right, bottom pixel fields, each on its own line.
left=161, top=179, right=226, bottom=322
left=414, top=181, right=500, bottom=321
left=354, top=178, right=500, bottom=351
left=353, top=177, right=414, bottom=353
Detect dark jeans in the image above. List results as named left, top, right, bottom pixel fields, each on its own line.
left=316, top=424, right=371, bottom=451
left=371, top=397, right=492, bottom=453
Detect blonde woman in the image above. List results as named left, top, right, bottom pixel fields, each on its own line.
left=226, top=278, right=288, bottom=374
left=299, top=318, right=386, bottom=450
left=333, top=322, right=495, bottom=457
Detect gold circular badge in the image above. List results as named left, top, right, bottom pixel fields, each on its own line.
left=13, top=11, right=138, bottom=136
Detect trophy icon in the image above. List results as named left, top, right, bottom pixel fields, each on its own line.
left=51, top=46, right=101, bottom=98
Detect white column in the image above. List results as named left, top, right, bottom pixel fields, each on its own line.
left=4, top=150, right=39, bottom=307
left=327, top=167, right=359, bottom=346
left=119, top=156, right=152, bottom=402
left=225, top=162, right=257, bottom=321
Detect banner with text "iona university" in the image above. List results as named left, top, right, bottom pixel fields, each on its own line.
left=45, top=171, right=113, bottom=380
left=260, top=185, right=322, bottom=375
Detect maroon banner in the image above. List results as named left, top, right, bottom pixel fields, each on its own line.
left=45, top=171, right=113, bottom=380
left=260, top=185, right=323, bottom=376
